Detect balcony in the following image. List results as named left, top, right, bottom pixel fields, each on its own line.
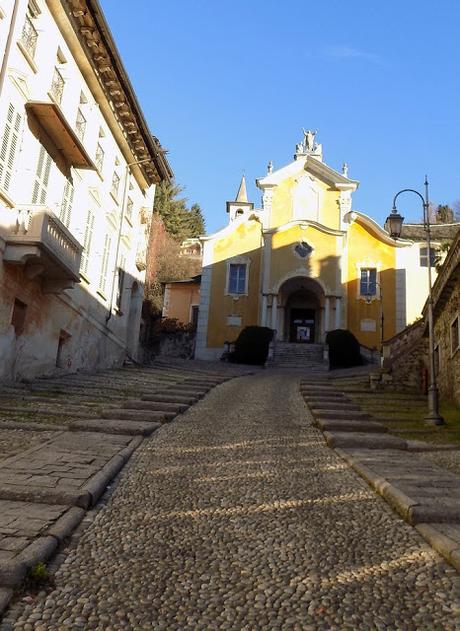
left=25, top=101, right=96, bottom=171
left=3, top=208, right=83, bottom=293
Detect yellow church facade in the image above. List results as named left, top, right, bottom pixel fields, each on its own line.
left=194, top=132, right=438, bottom=360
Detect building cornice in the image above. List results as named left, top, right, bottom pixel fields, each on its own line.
left=51, top=0, right=173, bottom=186
left=264, top=219, right=345, bottom=238
left=256, top=155, right=358, bottom=191
left=345, top=211, right=412, bottom=247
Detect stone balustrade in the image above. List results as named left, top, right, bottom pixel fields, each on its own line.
left=3, top=207, right=83, bottom=292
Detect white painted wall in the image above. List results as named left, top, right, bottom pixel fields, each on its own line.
left=0, top=0, right=155, bottom=381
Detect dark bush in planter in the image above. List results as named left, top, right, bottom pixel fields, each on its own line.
left=326, top=329, right=362, bottom=369
left=228, top=326, right=274, bottom=365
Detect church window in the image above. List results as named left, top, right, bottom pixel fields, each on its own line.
left=420, top=246, right=437, bottom=268
left=228, top=263, right=247, bottom=295
left=360, top=268, right=377, bottom=297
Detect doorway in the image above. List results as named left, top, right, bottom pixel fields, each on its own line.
left=289, top=308, right=316, bottom=343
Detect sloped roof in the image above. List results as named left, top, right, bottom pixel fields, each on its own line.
left=399, top=223, right=460, bottom=242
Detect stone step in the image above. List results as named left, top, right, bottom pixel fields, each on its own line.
left=122, top=400, right=188, bottom=413
left=162, top=388, right=207, bottom=398
left=69, top=419, right=161, bottom=436
left=182, top=381, right=216, bottom=388
left=323, top=431, right=407, bottom=450
left=302, top=394, right=349, bottom=402
left=314, top=409, right=371, bottom=420
left=100, top=409, right=175, bottom=422
left=141, top=394, right=198, bottom=405
left=309, top=402, right=362, bottom=411
left=313, top=419, right=388, bottom=433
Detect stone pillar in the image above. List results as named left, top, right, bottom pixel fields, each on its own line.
left=335, top=297, right=342, bottom=329
left=324, top=297, right=331, bottom=333
left=271, top=294, right=278, bottom=331
left=261, top=294, right=268, bottom=327
left=277, top=300, right=284, bottom=340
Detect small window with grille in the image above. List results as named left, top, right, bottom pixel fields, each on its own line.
left=50, top=67, right=65, bottom=104
left=95, top=143, right=104, bottom=172
left=20, top=6, right=39, bottom=59
left=111, top=171, right=120, bottom=200
left=75, top=108, right=86, bottom=142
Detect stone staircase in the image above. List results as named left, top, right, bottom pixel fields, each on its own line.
left=271, top=342, right=328, bottom=372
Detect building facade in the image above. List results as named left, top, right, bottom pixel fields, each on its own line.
left=429, top=227, right=460, bottom=405
left=194, top=132, right=452, bottom=360
left=0, top=0, right=172, bottom=381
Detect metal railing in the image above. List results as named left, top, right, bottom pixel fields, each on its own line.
left=21, top=14, right=38, bottom=59
left=50, top=67, right=65, bottom=105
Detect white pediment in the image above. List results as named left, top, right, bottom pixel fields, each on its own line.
left=8, top=69, right=31, bottom=101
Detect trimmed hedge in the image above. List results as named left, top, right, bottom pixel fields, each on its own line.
left=326, top=329, right=362, bottom=369
left=228, top=326, right=274, bottom=366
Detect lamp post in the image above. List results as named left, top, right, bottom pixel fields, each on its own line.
left=386, top=176, right=444, bottom=426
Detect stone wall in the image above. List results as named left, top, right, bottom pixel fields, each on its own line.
left=382, top=321, right=428, bottom=391
left=434, top=281, right=460, bottom=405
left=145, top=331, right=197, bottom=361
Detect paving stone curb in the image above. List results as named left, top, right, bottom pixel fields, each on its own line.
left=335, top=447, right=460, bottom=575
left=415, top=523, right=460, bottom=572
left=303, top=381, right=460, bottom=575
left=0, top=368, right=232, bottom=611
left=84, top=436, right=142, bottom=506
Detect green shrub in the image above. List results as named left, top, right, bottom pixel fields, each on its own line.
left=326, top=329, right=362, bottom=369
left=228, top=326, right=274, bottom=365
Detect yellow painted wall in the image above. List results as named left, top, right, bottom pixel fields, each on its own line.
left=164, top=283, right=200, bottom=325
left=207, top=220, right=262, bottom=347
left=271, top=224, right=341, bottom=292
left=346, top=221, right=397, bottom=348
left=269, top=172, right=341, bottom=230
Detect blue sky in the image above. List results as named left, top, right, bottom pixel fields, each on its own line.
left=100, top=0, right=460, bottom=234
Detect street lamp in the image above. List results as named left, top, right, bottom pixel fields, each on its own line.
left=385, top=176, right=444, bottom=426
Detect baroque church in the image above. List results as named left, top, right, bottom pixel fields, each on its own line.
left=167, top=132, right=447, bottom=360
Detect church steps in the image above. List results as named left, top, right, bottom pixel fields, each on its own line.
left=271, top=342, right=328, bottom=370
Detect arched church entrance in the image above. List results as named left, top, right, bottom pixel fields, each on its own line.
left=278, top=277, right=324, bottom=343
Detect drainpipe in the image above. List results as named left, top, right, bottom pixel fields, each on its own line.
left=0, top=0, right=22, bottom=100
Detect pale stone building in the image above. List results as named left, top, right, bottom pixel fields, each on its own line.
left=0, top=0, right=171, bottom=381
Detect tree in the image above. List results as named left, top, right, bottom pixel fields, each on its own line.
left=153, top=180, right=188, bottom=239
left=153, top=181, right=206, bottom=241
left=144, top=213, right=202, bottom=316
left=435, top=204, right=454, bottom=223
left=182, top=203, right=205, bottom=238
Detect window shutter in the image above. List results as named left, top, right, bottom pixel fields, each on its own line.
left=32, top=145, right=52, bottom=204
left=0, top=104, right=22, bottom=192
left=80, top=210, right=95, bottom=276
left=60, top=180, right=74, bottom=228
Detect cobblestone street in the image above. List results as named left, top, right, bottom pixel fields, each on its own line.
left=3, top=371, right=458, bottom=630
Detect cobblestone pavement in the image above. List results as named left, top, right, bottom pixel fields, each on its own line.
left=3, top=372, right=459, bottom=630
